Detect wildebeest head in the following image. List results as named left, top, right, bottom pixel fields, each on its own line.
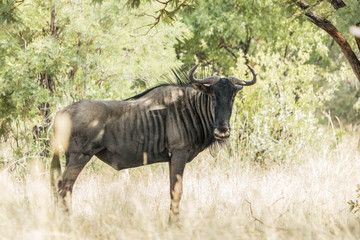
left=189, top=64, right=257, bottom=140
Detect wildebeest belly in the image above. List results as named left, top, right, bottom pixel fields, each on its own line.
left=95, top=144, right=170, bottom=171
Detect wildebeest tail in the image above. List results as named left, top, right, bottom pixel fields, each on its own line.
left=50, top=146, right=61, bottom=192
left=50, top=111, right=72, bottom=194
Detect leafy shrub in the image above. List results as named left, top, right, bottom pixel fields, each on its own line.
left=321, top=64, right=360, bottom=126
left=229, top=51, right=337, bottom=163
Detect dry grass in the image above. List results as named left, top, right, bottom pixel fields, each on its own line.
left=1, top=134, right=360, bottom=239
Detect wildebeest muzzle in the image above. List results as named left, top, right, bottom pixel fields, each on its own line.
left=213, top=127, right=230, bottom=140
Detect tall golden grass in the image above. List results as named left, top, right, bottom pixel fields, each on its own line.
left=1, top=133, right=360, bottom=239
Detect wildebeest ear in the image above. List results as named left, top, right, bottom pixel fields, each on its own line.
left=191, top=82, right=212, bottom=95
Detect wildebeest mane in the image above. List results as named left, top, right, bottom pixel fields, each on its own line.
left=123, top=66, right=194, bottom=101
left=122, top=84, right=170, bottom=101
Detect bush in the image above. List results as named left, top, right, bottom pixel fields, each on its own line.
left=229, top=51, right=336, bottom=163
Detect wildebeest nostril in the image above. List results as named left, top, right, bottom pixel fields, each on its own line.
left=213, top=128, right=231, bottom=140
left=217, top=125, right=229, bottom=133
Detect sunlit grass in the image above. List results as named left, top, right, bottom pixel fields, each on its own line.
left=1, top=133, right=360, bottom=239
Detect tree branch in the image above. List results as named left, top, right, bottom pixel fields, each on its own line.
left=327, top=0, right=346, bottom=10
left=132, top=0, right=191, bottom=36
left=218, top=41, right=238, bottom=60
left=50, top=9, right=58, bottom=37
left=297, top=0, right=360, bottom=82
left=17, top=32, right=26, bottom=51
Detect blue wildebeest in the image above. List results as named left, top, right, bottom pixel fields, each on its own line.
left=50, top=64, right=257, bottom=222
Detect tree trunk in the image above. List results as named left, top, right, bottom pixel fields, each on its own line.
left=297, top=0, right=360, bottom=82
left=328, top=0, right=346, bottom=10
left=355, top=23, right=360, bottom=53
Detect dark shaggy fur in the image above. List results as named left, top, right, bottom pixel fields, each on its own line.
left=124, top=66, right=199, bottom=101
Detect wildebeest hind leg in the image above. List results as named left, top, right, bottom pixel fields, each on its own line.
left=57, top=153, right=92, bottom=210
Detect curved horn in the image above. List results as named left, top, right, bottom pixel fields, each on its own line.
left=228, top=64, right=257, bottom=86
left=189, top=64, right=220, bottom=84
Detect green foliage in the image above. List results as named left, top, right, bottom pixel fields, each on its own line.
left=229, top=50, right=336, bottom=163
left=175, top=0, right=331, bottom=74
left=0, top=0, right=188, bottom=154
left=0, top=0, right=358, bottom=168
left=322, top=64, right=360, bottom=125
left=292, top=0, right=360, bottom=70
left=125, top=0, right=194, bottom=31
left=0, top=0, right=23, bottom=24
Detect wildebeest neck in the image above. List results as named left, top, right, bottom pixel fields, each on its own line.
left=132, top=85, right=216, bottom=149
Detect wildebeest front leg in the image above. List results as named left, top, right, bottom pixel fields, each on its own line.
left=169, top=150, right=188, bottom=223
